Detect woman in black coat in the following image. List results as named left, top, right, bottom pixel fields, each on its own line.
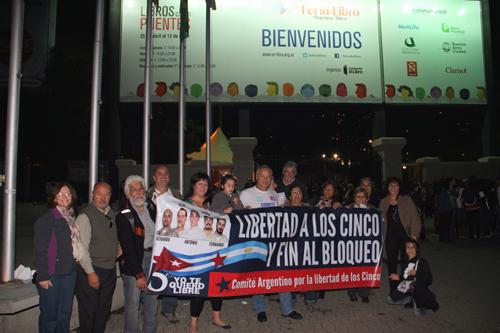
left=386, top=239, right=439, bottom=317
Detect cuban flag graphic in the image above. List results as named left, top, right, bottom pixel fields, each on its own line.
left=152, top=241, right=269, bottom=277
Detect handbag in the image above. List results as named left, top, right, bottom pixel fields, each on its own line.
left=397, top=259, right=419, bottom=294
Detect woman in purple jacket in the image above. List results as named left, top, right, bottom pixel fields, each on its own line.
left=34, top=182, right=83, bottom=333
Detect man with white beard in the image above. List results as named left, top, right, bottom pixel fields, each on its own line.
left=116, top=175, right=158, bottom=333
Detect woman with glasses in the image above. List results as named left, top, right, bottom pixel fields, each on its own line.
left=34, top=182, right=83, bottom=333
left=379, top=176, right=421, bottom=292
left=183, top=172, right=230, bottom=332
left=346, top=187, right=376, bottom=303
left=387, top=239, right=439, bottom=317
left=309, top=180, right=342, bottom=209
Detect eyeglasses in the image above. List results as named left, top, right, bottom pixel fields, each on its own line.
left=57, top=192, right=71, bottom=197
left=324, top=188, right=334, bottom=192
left=104, top=214, right=113, bottom=228
left=130, top=187, right=145, bottom=193
left=291, top=192, right=302, bottom=196
left=355, top=195, right=367, bottom=198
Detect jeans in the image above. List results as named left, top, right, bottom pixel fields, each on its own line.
left=386, top=295, right=428, bottom=317
left=253, top=292, right=294, bottom=316
left=122, top=251, right=158, bottom=333
left=161, top=295, right=178, bottom=314
left=36, top=270, right=77, bottom=333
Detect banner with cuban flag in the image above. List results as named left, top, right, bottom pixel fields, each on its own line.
left=147, top=196, right=383, bottom=297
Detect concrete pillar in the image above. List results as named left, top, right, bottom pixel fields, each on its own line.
left=416, top=157, right=440, bottom=183
left=372, top=137, right=407, bottom=181
left=229, top=137, right=258, bottom=192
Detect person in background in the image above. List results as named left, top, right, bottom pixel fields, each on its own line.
left=276, top=161, right=309, bottom=203
left=34, top=182, right=83, bottom=333
left=309, top=180, right=342, bottom=209
left=408, top=182, right=428, bottom=242
left=460, top=177, right=482, bottom=240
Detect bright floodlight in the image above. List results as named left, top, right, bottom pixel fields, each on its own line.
left=252, top=1, right=262, bottom=10
left=403, top=5, right=411, bottom=13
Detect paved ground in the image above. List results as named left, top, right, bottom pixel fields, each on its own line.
left=2, top=218, right=500, bottom=332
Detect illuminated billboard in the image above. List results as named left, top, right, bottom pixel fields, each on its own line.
left=119, top=0, right=486, bottom=104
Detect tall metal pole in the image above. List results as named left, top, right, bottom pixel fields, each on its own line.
left=205, top=0, right=214, bottom=177
left=142, top=0, right=153, bottom=185
left=88, top=0, right=105, bottom=197
left=179, top=40, right=186, bottom=195
left=2, top=0, right=24, bottom=283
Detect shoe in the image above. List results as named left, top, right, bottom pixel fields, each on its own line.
left=282, top=311, right=303, bottom=320
left=484, top=232, right=492, bottom=238
left=257, top=312, right=267, bottom=323
left=212, top=319, right=231, bottom=329
left=432, top=302, right=440, bottom=312
left=349, top=295, right=358, bottom=302
left=361, top=297, right=369, bottom=303
left=318, top=291, right=325, bottom=299
left=404, top=302, right=413, bottom=308
left=306, top=303, right=314, bottom=310
left=161, top=312, right=179, bottom=324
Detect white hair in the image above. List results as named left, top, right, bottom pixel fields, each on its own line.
left=124, top=175, right=146, bottom=195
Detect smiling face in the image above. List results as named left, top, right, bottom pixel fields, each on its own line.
left=153, top=167, right=170, bottom=189
left=323, top=184, right=335, bottom=200
left=193, top=179, right=209, bottom=198
left=55, top=186, right=72, bottom=209
left=406, top=242, right=417, bottom=260
left=204, top=217, right=213, bottom=231
left=283, top=167, right=296, bottom=184
left=190, top=211, right=200, bottom=227
left=92, top=183, right=111, bottom=210
left=389, top=181, right=400, bottom=196
left=256, top=168, right=272, bottom=191
left=354, top=190, right=368, bottom=207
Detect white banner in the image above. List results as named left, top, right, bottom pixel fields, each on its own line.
left=380, top=0, right=486, bottom=104
left=120, top=0, right=383, bottom=103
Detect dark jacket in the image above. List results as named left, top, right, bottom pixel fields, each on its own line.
left=116, top=198, right=156, bottom=279
left=390, top=257, right=436, bottom=309
left=34, top=208, right=78, bottom=281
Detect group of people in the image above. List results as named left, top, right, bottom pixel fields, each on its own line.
left=34, top=162, right=443, bottom=333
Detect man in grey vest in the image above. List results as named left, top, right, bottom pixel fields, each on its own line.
left=146, top=166, right=181, bottom=324
left=76, top=182, right=120, bottom=333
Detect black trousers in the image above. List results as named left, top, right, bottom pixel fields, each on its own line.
left=439, top=210, right=453, bottom=241
left=190, top=297, right=223, bottom=317
left=75, top=265, right=117, bottom=333
left=385, top=232, right=409, bottom=292
left=465, top=209, right=481, bottom=238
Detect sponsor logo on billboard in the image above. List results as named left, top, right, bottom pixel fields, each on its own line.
left=398, top=24, right=420, bottom=30
left=442, top=23, right=465, bottom=35
left=407, top=61, right=417, bottom=76
left=446, top=67, right=467, bottom=74
left=335, top=53, right=340, bottom=58
left=296, top=5, right=360, bottom=21
left=343, top=65, right=363, bottom=75
left=402, top=38, right=420, bottom=55
left=412, top=8, right=447, bottom=15
left=441, top=42, right=466, bottom=54
left=326, top=67, right=342, bottom=73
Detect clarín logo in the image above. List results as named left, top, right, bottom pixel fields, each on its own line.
left=446, top=67, right=467, bottom=74
left=405, top=37, right=416, bottom=47
left=442, top=42, right=451, bottom=53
